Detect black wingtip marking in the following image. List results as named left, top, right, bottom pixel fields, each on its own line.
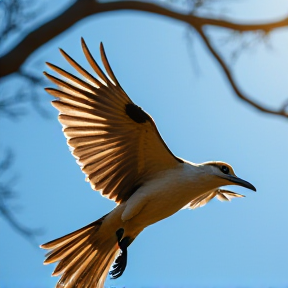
left=125, top=104, right=184, bottom=164
left=126, top=103, right=150, bottom=124
left=110, top=236, right=132, bottom=279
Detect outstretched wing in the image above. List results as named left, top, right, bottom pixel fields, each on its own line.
left=44, top=38, right=183, bottom=204
left=186, top=189, right=244, bottom=209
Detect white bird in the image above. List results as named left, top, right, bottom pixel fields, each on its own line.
left=41, top=38, right=256, bottom=288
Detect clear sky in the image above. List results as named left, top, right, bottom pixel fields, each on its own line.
left=1, top=0, right=288, bottom=287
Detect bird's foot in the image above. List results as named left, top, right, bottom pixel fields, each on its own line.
left=110, top=229, right=131, bottom=279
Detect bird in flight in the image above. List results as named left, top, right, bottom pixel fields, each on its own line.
left=41, top=38, right=256, bottom=288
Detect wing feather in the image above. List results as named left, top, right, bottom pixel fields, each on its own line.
left=59, top=48, right=102, bottom=88
left=187, top=189, right=244, bottom=209
left=46, top=62, right=96, bottom=93
left=99, top=42, right=122, bottom=88
left=81, top=38, right=111, bottom=85
left=45, top=38, right=182, bottom=203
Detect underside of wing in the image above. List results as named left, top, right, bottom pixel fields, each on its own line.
left=45, top=38, right=183, bottom=203
left=186, top=189, right=245, bottom=209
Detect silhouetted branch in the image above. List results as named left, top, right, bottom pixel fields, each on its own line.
left=0, top=0, right=40, bottom=42
left=216, top=30, right=273, bottom=63
left=195, top=26, right=288, bottom=118
left=0, top=0, right=22, bottom=41
left=1, top=0, right=288, bottom=78
left=0, top=87, right=28, bottom=119
left=0, top=150, right=42, bottom=244
left=0, top=0, right=288, bottom=118
left=0, top=71, right=49, bottom=120
left=0, top=0, right=49, bottom=119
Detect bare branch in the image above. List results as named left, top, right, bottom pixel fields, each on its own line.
left=0, top=86, right=28, bottom=119
left=0, top=150, right=14, bottom=174
left=194, top=26, right=288, bottom=118
left=0, top=70, right=50, bottom=120
left=0, top=150, right=43, bottom=244
left=0, top=0, right=287, bottom=119
left=216, top=30, right=272, bottom=64
left=0, top=0, right=40, bottom=43
left=0, top=0, right=288, bottom=79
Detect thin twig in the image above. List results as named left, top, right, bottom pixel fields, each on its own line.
left=0, top=151, right=43, bottom=244
left=0, top=0, right=287, bottom=119
left=1, top=0, right=288, bottom=78
left=0, top=71, right=50, bottom=119
left=194, top=26, right=288, bottom=118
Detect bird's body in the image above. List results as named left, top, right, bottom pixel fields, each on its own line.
left=41, top=39, right=256, bottom=288
left=104, top=163, right=202, bottom=237
left=121, top=162, right=210, bottom=228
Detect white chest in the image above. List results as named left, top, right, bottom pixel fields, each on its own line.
left=123, top=162, right=212, bottom=229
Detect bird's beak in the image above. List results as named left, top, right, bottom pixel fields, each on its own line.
left=227, top=175, right=256, bottom=191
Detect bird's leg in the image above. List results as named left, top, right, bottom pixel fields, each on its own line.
left=116, top=228, right=124, bottom=245
left=119, top=237, right=130, bottom=250
left=110, top=228, right=132, bottom=279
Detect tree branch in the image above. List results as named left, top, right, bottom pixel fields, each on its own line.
left=0, top=71, right=49, bottom=120
left=0, top=150, right=42, bottom=244
left=194, top=26, right=288, bottom=118
left=0, top=0, right=287, bottom=118
left=1, top=0, right=288, bottom=78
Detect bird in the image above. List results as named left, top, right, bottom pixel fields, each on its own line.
left=41, top=38, right=256, bottom=288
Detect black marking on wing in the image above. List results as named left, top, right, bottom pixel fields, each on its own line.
left=125, top=103, right=150, bottom=124
left=110, top=236, right=132, bottom=279
left=126, top=104, right=184, bottom=165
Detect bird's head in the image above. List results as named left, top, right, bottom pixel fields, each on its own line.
left=200, top=161, right=256, bottom=192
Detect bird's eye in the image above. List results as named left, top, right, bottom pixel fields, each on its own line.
left=220, top=165, right=230, bottom=174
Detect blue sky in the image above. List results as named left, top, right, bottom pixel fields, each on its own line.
left=1, top=0, right=288, bottom=287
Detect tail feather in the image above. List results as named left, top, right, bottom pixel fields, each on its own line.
left=60, top=250, right=98, bottom=288
left=53, top=244, right=94, bottom=278
left=41, top=222, right=95, bottom=249
left=77, top=247, right=116, bottom=288
left=44, top=234, right=90, bottom=264
left=75, top=252, right=99, bottom=287
left=96, top=249, right=118, bottom=288
left=52, top=244, right=91, bottom=276
left=41, top=214, right=119, bottom=288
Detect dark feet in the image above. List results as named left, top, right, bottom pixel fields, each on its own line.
left=110, top=229, right=131, bottom=279
left=116, top=228, right=124, bottom=245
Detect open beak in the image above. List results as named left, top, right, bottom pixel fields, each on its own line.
left=228, top=175, right=256, bottom=191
